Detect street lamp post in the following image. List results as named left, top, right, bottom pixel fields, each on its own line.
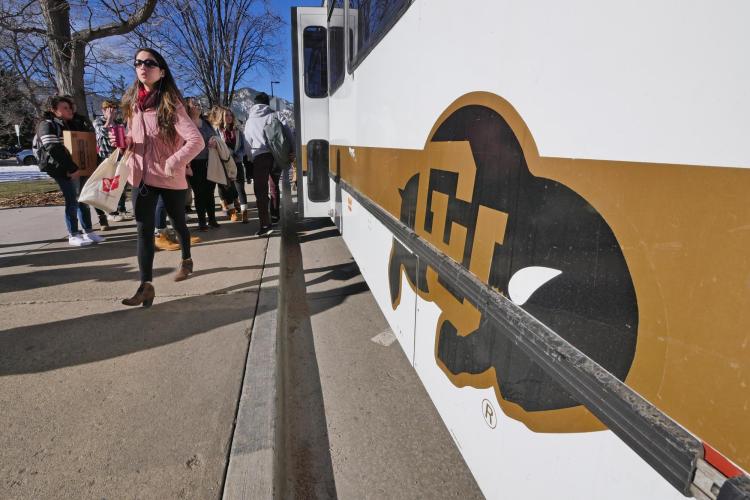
left=270, top=81, right=280, bottom=98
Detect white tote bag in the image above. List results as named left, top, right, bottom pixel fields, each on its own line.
left=78, top=149, right=131, bottom=213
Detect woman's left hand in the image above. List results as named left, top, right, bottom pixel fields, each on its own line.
left=208, top=136, right=217, bottom=149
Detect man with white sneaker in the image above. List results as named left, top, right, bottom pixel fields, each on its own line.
left=35, top=95, right=106, bottom=247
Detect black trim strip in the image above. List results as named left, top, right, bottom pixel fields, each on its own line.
left=337, top=177, right=703, bottom=496
left=719, top=476, right=750, bottom=500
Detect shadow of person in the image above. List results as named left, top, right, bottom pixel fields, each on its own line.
left=0, top=263, right=171, bottom=295
left=0, top=288, right=267, bottom=377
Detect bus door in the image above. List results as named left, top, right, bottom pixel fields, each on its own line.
left=292, top=7, right=330, bottom=219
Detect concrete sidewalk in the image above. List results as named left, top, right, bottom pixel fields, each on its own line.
left=282, top=218, right=483, bottom=499
left=0, top=202, right=272, bottom=499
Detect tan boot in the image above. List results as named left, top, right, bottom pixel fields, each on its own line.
left=190, top=235, right=202, bottom=244
left=229, top=208, right=240, bottom=222
left=174, top=258, right=193, bottom=282
left=241, top=209, right=248, bottom=224
left=122, top=282, right=155, bottom=308
left=155, top=233, right=180, bottom=251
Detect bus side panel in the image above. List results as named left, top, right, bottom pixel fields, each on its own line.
left=339, top=187, right=417, bottom=363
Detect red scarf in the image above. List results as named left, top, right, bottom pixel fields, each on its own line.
left=137, top=84, right=160, bottom=110
left=223, top=128, right=236, bottom=149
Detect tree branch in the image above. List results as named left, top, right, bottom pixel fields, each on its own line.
left=76, top=0, right=157, bottom=43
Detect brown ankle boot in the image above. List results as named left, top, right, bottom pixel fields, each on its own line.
left=241, top=209, right=248, bottom=223
left=174, top=258, right=193, bottom=282
left=229, top=208, right=240, bottom=222
left=122, top=282, right=155, bottom=308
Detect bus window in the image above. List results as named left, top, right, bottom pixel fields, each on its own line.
left=328, top=1, right=345, bottom=94
left=307, top=139, right=330, bottom=202
left=303, top=26, right=327, bottom=98
left=348, top=0, right=411, bottom=71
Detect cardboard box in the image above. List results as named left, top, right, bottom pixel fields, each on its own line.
left=63, top=131, right=98, bottom=177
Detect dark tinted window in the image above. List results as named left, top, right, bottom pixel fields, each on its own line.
left=303, top=26, right=327, bottom=98
left=349, top=0, right=410, bottom=69
left=328, top=1, right=345, bottom=93
left=307, top=140, right=330, bottom=202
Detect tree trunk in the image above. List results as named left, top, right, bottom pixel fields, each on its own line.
left=39, top=0, right=88, bottom=117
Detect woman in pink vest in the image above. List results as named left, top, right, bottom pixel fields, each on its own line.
left=113, top=48, right=204, bottom=307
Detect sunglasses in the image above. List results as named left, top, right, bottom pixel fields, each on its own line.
left=134, top=59, right=161, bottom=69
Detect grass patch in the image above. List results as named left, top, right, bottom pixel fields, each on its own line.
left=0, top=179, right=58, bottom=197
left=0, top=179, right=63, bottom=208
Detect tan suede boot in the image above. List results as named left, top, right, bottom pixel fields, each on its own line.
left=229, top=208, right=240, bottom=222
left=241, top=209, right=248, bottom=223
left=174, top=258, right=193, bottom=282
left=155, top=233, right=180, bottom=251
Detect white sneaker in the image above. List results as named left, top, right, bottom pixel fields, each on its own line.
left=69, top=234, right=92, bottom=247
left=83, top=232, right=105, bottom=244
left=108, top=213, right=124, bottom=222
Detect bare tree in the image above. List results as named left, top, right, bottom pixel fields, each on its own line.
left=0, top=0, right=157, bottom=117
left=135, top=0, right=283, bottom=106
left=0, top=68, right=37, bottom=148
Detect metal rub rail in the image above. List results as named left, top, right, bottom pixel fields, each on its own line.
left=337, top=178, right=750, bottom=500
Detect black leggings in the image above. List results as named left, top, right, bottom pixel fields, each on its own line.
left=189, top=160, right=216, bottom=226
left=133, top=183, right=191, bottom=282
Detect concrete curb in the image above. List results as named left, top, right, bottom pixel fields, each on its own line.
left=223, top=173, right=298, bottom=499
left=222, top=234, right=281, bottom=499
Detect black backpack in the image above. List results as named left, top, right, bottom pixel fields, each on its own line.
left=33, top=119, right=61, bottom=175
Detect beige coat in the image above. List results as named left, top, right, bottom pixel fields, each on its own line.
left=206, top=134, right=237, bottom=185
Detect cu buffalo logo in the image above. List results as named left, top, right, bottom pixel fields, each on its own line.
left=388, top=94, right=639, bottom=432
left=102, top=175, right=120, bottom=193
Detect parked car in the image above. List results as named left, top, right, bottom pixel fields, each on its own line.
left=0, top=146, right=22, bottom=159
left=16, top=149, right=37, bottom=165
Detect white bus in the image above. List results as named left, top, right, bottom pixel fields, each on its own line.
left=291, top=2, right=750, bottom=498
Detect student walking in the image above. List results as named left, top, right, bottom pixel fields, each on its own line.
left=115, top=48, right=204, bottom=307
left=35, top=95, right=105, bottom=247
left=243, top=93, right=278, bottom=236
left=186, top=98, right=221, bottom=231
left=210, top=106, right=248, bottom=223
left=65, top=96, right=111, bottom=232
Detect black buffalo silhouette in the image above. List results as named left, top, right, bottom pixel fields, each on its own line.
left=388, top=105, right=638, bottom=412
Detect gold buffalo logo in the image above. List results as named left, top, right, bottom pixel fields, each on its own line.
left=387, top=94, right=639, bottom=433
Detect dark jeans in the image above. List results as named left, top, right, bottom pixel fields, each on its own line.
left=234, top=162, right=247, bottom=206
left=132, top=183, right=191, bottom=282
left=53, top=175, right=92, bottom=235
left=188, top=160, right=216, bottom=227
left=155, top=194, right=167, bottom=230
left=252, top=153, right=273, bottom=226
left=269, top=167, right=280, bottom=218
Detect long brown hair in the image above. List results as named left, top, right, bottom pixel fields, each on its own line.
left=121, top=48, right=183, bottom=141
left=208, top=105, right=235, bottom=131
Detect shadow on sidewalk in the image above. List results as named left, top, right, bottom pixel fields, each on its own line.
left=0, top=266, right=365, bottom=377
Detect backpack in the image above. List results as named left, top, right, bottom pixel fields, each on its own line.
left=33, top=119, right=60, bottom=174
left=264, top=115, right=292, bottom=174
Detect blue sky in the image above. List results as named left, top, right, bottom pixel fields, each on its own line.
left=86, top=0, right=322, bottom=103
left=248, top=0, right=322, bottom=102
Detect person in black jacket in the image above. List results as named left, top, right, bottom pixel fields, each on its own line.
left=64, top=96, right=111, bottom=231
left=36, top=95, right=105, bottom=247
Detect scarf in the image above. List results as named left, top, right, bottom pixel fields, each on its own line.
left=137, top=84, right=160, bottom=111
left=223, top=128, right=236, bottom=149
